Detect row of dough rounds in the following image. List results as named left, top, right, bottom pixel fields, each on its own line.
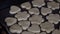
left=9, top=5, right=52, bottom=16
left=5, top=16, right=60, bottom=34
left=5, top=19, right=60, bottom=34
left=5, top=19, right=54, bottom=34
left=9, top=0, right=60, bottom=15
left=21, top=0, right=59, bottom=10
left=5, top=0, right=60, bottom=34
left=5, top=13, right=60, bottom=26
left=9, top=3, right=60, bottom=15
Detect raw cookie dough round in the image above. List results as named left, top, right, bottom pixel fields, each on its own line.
left=22, top=31, right=35, bottom=34
left=32, top=0, right=45, bottom=7
left=28, top=24, right=40, bottom=33
left=15, top=11, right=30, bottom=21
left=18, top=20, right=30, bottom=30
left=21, top=2, right=31, bottom=9
left=47, top=1, right=59, bottom=10
left=28, top=8, right=40, bottom=15
left=47, top=0, right=53, bottom=1
left=5, top=17, right=17, bottom=26
left=41, top=7, right=52, bottom=15
left=9, top=24, right=22, bottom=33
left=36, top=32, right=46, bottom=34
left=46, top=14, right=60, bottom=24
left=29, top=15, right=44, bottom=25
left=52, top=29, right=60, bottom=34
left=9, top=6, right=21, bottom=14
left=40, top=32, right=46, bottom=34
left=40, top=22, right=54, bottom=33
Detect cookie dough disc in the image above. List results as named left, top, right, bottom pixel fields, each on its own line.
left=32, top=0, right=45, bottom=7
left=52, top=29, right=60, bottom=34
left=28, top=24, right=40, bottom=33
left=48, top=0, right=53, bottom=1
left=40, top=32, right=46, bottom=34
left=28, top=8, right=39, bottom=15
left=29, top=15, right=44, bottom=25
left=36, top=32, right=46, bottom=34
left=18, top=20, right=30, bottom=30
left=46, top=14, right=60, bottom=24
left=9, top=6, right=21, bottom=14
left=41, top=7, right=52, bottom=15
left=15, top=11, right=30, bottom=21
left=21, top=2, right=31, bottom=9
left=47, top=1, right=59, bottom=10
left=9, top=24, right=22, bottom=33
left=5, top=17, right=17, bottom=26
left=22, top=31, right=35, bottom=34
left=40, top=22, right=54, bottom=33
